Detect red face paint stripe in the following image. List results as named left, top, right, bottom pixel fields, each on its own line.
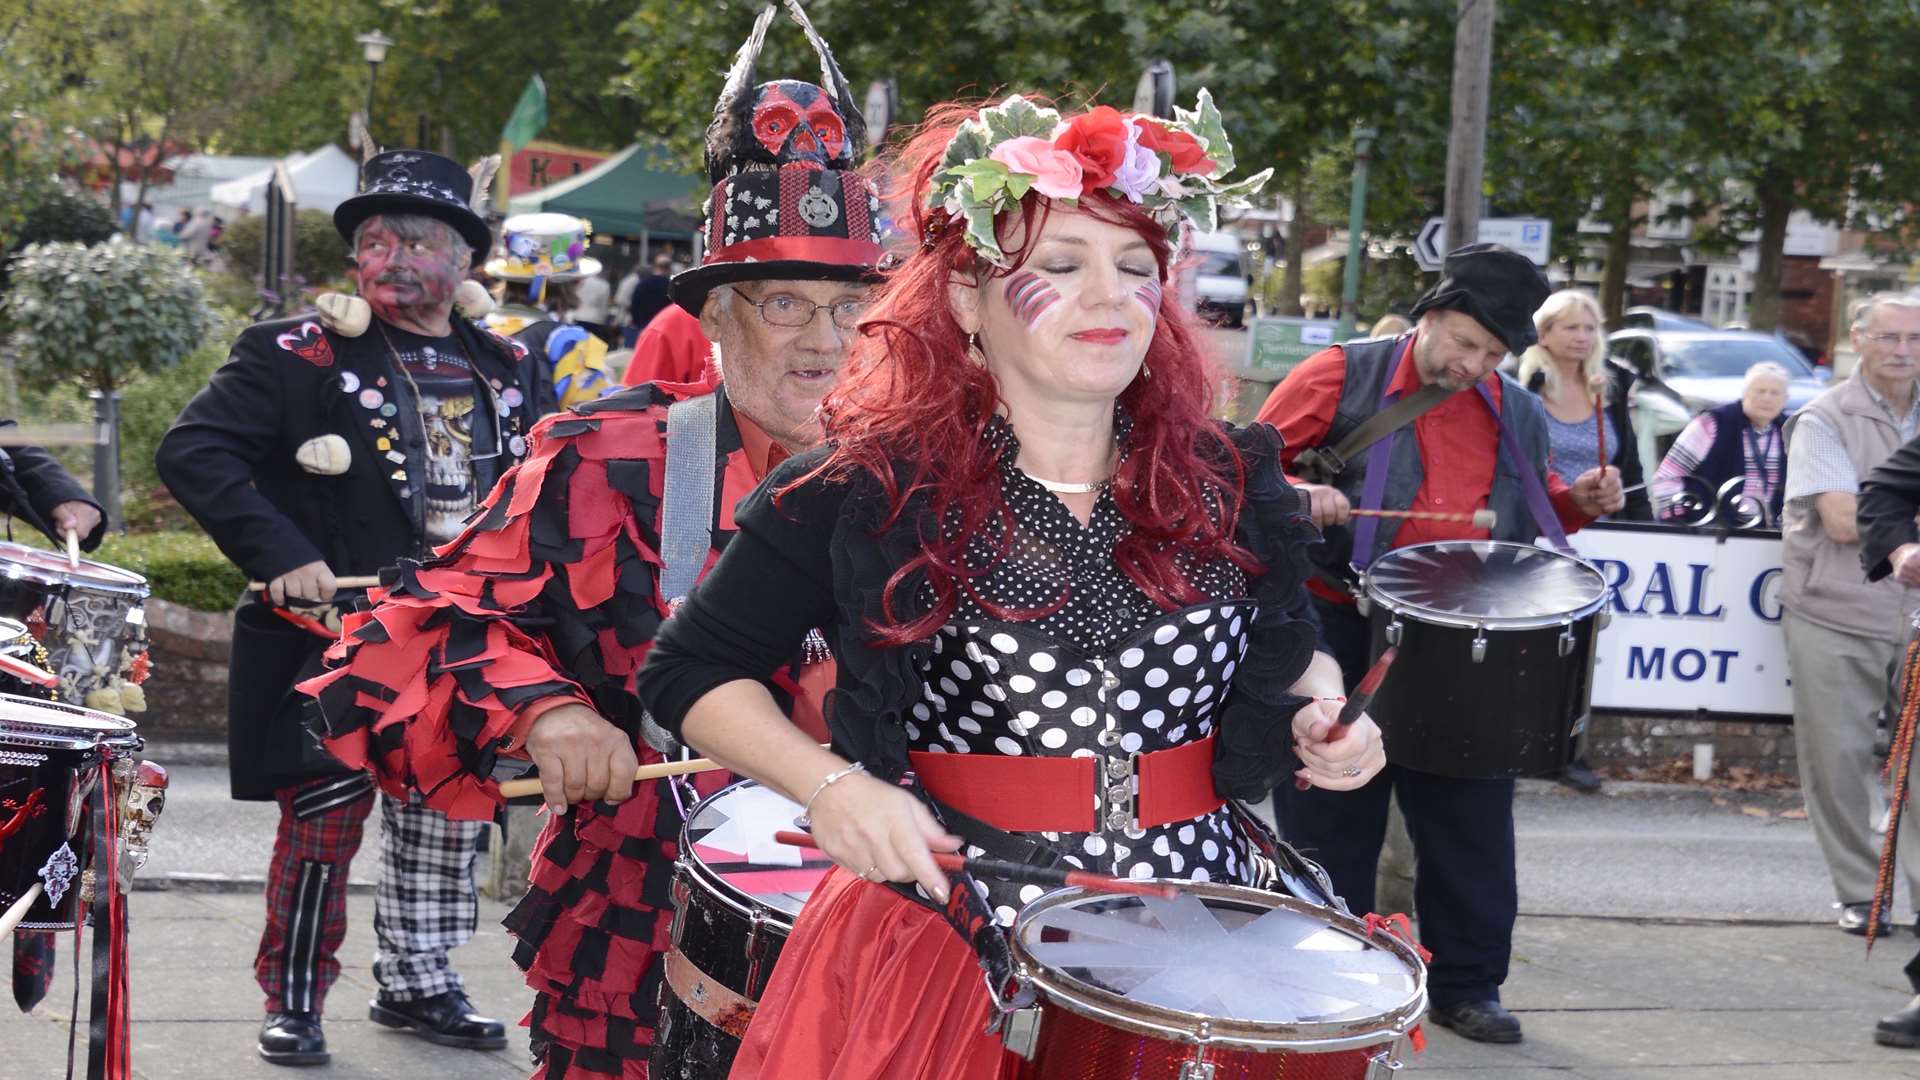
left=1004, top=272, right=1061, bottom=327
left=1136, top=279, right=1165, bottom=314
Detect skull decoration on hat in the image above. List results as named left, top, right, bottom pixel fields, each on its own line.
left=670, top=0, right=884, bottom=315
left=926, top=91, right=1272, bottom=265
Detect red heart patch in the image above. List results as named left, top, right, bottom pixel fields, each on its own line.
left=275, top=321, right=335, bottom=368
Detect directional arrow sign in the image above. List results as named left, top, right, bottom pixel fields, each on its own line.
left=1414, top=218, right=1448, bottom=271
left=1413, top=216, right=1553, bottom=271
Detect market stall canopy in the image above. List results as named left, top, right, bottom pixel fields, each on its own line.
left=506, top=142, right=702, bottom=239
left=209, top=144, right=360, bottom=215
left=127, top=153, right=278, bottom=215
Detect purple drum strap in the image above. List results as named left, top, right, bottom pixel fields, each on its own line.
left=1475, top=382, right=1573, bottom=554
left=1350, top=338, right=1416, bottom=572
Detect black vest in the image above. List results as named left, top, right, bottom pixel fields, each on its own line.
left=1310, top=334, right=1554, bottom=575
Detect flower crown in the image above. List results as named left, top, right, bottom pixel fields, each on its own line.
left=927, top=90, right=1272, bottom=265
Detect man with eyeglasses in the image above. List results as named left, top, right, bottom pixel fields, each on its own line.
left=1780, top=292, right=1920, bottom=938
left=301, top=17, right=881, bottom=1073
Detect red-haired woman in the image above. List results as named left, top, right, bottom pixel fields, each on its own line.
left=637, top=93, right=1386, bottom=1079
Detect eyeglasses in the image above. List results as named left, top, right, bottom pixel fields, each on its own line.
left=1863, top=332, right=1920, bottom=347
left=729, top=287, right=867, bottom=330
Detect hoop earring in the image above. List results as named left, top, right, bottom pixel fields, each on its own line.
left=967, top=332, right=984, bottom=366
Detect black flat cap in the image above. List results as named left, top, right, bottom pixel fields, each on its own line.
left=1409, top=243, right=1551, bottom=354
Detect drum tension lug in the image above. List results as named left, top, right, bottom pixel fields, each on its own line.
left=1178, top=1063, right=1216, bottom=1080
left=1365, top=1038, right=1407, bottom=1077
left=1558, top=623, right=1577, bottom=658
left=1471, top=627, right=1487, bottom=664
left=1383, top=620, right=1401, bottom=648
left=997, top=1006, right=1042, bottom=1060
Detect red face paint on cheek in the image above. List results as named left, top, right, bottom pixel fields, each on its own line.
left=1003, top=271, right=1062, bottom=329
left=1135, top=279, right=1164, bottom=321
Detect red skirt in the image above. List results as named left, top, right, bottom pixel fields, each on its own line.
left=729, top=867, right=1013, bottom=1080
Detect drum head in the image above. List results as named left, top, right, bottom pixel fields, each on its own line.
left=0, top=617, right=32, bottom=651
left=0, top=693, right=139, bottom=752
left=1013, top=884, right=1423, bottom=1044
left=0, top=542, right=148, bottom=595
left=1364, top=540, right=1606, bottom=630
left=684, top=781, right=828, bottom=919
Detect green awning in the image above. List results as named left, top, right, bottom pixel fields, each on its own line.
left=507, top=142, right=702, bottom=239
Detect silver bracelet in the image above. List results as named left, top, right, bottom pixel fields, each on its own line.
left=796, top=761, right=868, bottom=828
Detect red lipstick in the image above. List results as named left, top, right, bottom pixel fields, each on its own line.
left=1070, top=328, right=1129, bottom=344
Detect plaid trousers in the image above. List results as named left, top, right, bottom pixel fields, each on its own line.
left=256, top=774, right=485, bottom=1013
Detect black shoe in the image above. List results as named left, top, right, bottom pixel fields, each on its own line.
left=1876, top=995, right=1920, bottom=1047
left=1837, top=902, right=1893, bottom=937
left=1430, top=999, right=1523, bottom=1044
left=1559, top=758, right=1604, bottom=793
left=258, top=1011, right=329, bottom=1066
left=369, top=990, right=508, bottom=1050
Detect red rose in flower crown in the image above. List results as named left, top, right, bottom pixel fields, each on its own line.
left=1134, top=119, right=1216, bottom=177
left=1054, top=106, right=1132, bottom=189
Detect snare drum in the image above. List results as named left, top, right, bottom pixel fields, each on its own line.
left=1361, top=540, right=1609, bottom=778
left=1002, top=882, right=1426, bottom=1079
left=652, top=781, right=830, bottom=1078
left=0, top=695, right=141, bottom=930
left=0, top=543, right=151, bottom=714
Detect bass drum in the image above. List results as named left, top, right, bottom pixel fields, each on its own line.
left=1362, top=540, right=1609, bottom=778
left=651, top=781, right=830, bottom=1079
left=0, top=695, right=141, bottom=930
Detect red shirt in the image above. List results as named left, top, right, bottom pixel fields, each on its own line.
left=622, top=304, right=715, bottom=389
left=1256, top=335, right=1591, bottom=602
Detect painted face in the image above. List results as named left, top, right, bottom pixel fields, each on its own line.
left=969, top=205, right=1162, bottom=408
left=353, top=216, right=467, bottom=325
left=1413, top=309, right=1509, bottom=391
left=749, top=80, right=849, bottom=166
left=702, top=278, right=871, bottom=452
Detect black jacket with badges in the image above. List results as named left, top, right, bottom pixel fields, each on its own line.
left=156, top=313, right=539, bottom=798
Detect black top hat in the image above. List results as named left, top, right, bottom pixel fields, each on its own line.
left=669, top=1, right=882, bottom=316
left=1409, top=243, right=1551, bottom=355
left=333, top=150, right=492, bottom=262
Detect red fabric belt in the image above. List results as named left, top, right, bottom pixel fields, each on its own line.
left=909, top=735, right=1223, bottom=834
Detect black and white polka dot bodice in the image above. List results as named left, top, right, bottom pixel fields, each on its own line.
left=909, top=600, right=1259, bottom=922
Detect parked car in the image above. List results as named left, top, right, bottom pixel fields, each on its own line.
left=1617, top=306, right=1712, bottom=331
left=1608, top=327, right=1830, bottom=468
left=1188, top=230, right=1250, bottom=327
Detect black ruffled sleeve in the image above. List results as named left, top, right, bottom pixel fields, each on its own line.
left=1860, top=432, right=1920, bottom=580
left=1211, top=422, right=1327, bottom=800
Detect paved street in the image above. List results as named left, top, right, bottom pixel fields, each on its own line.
left=7, top=744, right=1920, bottom=1077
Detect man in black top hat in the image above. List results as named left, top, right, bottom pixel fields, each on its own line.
left=158, top=149, right=541, bottom=1067
left=1257, top=244, right=1624, bottom=1044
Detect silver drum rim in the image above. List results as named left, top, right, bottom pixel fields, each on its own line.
left=0, top=692, right=140, bottom=752
left=1362, top=540, right=1608, bottom=631
left=1009, top=881, right=1428, bottom=1052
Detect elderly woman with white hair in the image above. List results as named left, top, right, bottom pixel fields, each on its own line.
left=1518, top=289, right=1653, bottom=521
left=1651, top=361, right=1793, bottom=522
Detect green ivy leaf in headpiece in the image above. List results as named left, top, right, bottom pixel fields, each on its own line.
left=982, top=95, right=1063, bottom=144
left=1173, top=89, right=1236, bottom=178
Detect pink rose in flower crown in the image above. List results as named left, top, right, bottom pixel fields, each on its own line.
left=988, top=137, right=1085, bottom=200
left=1054, top=106, right=1132, bottom=189
left=1134, top=119, right=1216, bottom=176
left=1109, top=124, right=1163, bottom=202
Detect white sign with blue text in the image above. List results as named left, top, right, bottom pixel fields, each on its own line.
left=1564, top=524, right=1791, bottom=717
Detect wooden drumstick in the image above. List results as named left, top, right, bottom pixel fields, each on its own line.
left=1348, top=508, right=1496, bottom=529
left=246, top=575, right=383, bottom=592
left=63, top=528, right=78, bottom=570
left=0, top=652, right=59, bottom=689
left=1297, top=647, right=1397, bottom=790
left=772, top=830, right=1178, bottom=900
left=496, top=754, right=730, bottom=799
left=1594, top=389, right=1608, bottom=473
left=0, top=883, right=41, bottom=937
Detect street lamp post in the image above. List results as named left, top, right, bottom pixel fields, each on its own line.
left=355, top=31, right=394, bottom=144
left=1337, top=126, right=1378, bottom=340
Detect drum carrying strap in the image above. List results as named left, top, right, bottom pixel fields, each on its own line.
left=659, top=394, right=720, bottom=603
left=1473, top=382, right=1573, bottom=555
left=1347, top=337, right=1450, bottom=571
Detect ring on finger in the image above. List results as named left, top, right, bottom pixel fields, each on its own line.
left=1342, top=765, right=1364, bottom=779
left=862, top=864, right=881, bottom=881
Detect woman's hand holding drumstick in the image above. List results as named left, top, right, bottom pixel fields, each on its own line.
left=1288, top=650, right=1388, bottom=791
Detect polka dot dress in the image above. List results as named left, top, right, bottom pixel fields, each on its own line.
left=907, top=418, right=1261, bottom=924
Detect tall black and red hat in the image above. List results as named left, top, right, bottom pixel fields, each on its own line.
left=334, top=149, right=493, bottom=260
left=670, top=0, right=884, bottom=315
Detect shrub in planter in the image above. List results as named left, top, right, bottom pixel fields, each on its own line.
left=2, top=238, right=213, bottom=392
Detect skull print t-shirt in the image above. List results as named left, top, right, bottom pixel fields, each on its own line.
left=382, top=327, right=478, bottom=546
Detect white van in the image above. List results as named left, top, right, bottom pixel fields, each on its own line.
left=1187, top=230, right=1251, bottom=327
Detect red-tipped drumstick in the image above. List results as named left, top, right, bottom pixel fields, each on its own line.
left=1595, top=390, right=1608, bottom=475
left=1296, top=646, right=1398, bottom=790
left=771, top=830, right=1178, bottom=900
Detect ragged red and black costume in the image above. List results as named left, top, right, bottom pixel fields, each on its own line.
left=305, top=382, right=831, bottom=1077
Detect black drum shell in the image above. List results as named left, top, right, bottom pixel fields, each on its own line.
left=0, top=745, right=94, bottom=929
left=1364, top=609, right=1596, bottom=779
left=649, top=860, right=793, bottom=1079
